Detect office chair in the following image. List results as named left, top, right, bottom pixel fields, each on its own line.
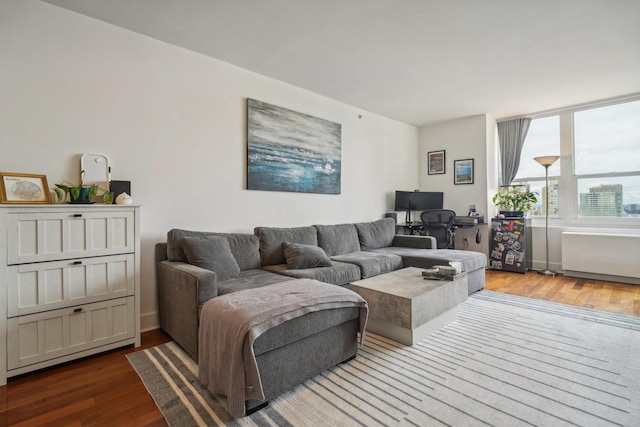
left=420, top=209, right=457, bottom=249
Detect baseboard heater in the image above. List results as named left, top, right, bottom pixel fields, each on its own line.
left=561, top=232, right=640, bottom=285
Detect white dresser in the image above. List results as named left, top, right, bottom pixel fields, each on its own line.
left=0, top=204, right=140, bottom=385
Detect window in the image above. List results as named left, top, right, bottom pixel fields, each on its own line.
left=512, top=115, right=560, bottom=217
left=574, top=100, right=640, bottom=218
left=509, top=97, right=640, bottom=221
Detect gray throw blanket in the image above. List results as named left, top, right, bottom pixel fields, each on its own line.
left=198, top=279, right=368, bottom=418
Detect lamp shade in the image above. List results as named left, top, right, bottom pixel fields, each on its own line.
left=534, top=155, right=560, bottom=167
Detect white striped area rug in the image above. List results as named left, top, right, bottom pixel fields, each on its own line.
left=127, top=291, right=640, bottom=426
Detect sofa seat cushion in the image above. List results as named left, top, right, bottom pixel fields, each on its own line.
left=263, top=261, right=361, bottom=286
left=369, top=247, right=486, bottom=272
left=283, top=242, right=332, bottom=269
left=253, top=306, right=360, bottom=356
left=355, top=218, right=396, bottom=250
left=331, top=251, right=402, bottom=279
left=315, top=223, right=361, bottom=256
left=216, top=269, right=295, bottom=296
left=167, top=229, right=261, bottom=271
left=254, top=226, right=318, bottom=266
left=181, top=235, right=241, bottom=281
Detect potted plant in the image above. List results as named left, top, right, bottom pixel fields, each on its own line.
left=54, top=181, right=114, bottom=204
left=492, top=186, right=538, bottom=217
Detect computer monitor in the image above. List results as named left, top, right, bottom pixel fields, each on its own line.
left=410, top=191, right=444, bottom=211
left=394, top=191, right=412, bottom=211
left=394, top=191, right=412, bottom=223
left=394, top=190, right=444, bottom=223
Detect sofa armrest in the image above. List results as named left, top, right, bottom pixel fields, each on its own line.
left=156, top=260, right=217, bottom=360
left=158, top=260, right=218, bottom=304
left=392, top=234, right=437, bottom=249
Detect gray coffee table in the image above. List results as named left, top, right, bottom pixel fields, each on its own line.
left=349, top=267, right=468, bottom=345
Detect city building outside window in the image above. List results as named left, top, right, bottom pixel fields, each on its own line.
left=574, top=100, right=640, bottom=218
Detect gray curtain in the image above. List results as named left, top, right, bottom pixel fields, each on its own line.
left=497, top=118, right=531, bottom=186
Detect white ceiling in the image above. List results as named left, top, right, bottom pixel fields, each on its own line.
left=43, top=0, right=640, bottom=126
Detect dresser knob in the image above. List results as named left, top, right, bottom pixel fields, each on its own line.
left=73, top=308, right=83, bottom=313
left=73, top=214, right=83, bottom=218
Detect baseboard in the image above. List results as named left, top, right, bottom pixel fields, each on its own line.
left=141, top=311, right=160, bottom=332
left=563, top=270, right=640, bottom=285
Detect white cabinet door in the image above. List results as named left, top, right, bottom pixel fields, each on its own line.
left=7, top=297, right=135, bottom=370
left=7, top=254, right=135, bottom=317
left=7, top=210, right=134, bottom=264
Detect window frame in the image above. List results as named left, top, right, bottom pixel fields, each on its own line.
left=507, top=96, right=640, bottom=228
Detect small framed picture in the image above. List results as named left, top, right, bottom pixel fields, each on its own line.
left=0, top=172, right=51, bottom=204
left=427, top=150, right=445, bottom=175
left=454, top=159, right=474, bottom=185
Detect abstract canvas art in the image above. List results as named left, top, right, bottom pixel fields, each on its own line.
left=247, top=99, right=342, bottom=194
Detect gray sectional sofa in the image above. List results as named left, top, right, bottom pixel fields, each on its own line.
left=156, top=217, right=486, bottom=361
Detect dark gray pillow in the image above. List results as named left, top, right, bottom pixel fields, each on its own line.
left=180, top=236, right=241, bottom=281
left=283, top=242, right=332, bottom=269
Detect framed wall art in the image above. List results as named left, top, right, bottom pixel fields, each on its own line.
left=427, top=150, right=445, bottom=175
left=454, top=159, right=474, bottom=185
left=247, top=98, right=342, bottom=194
left=0, top=172, right=51, bottom=204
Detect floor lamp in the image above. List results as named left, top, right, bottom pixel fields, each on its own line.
left=533, top=155, right=560, bottom=276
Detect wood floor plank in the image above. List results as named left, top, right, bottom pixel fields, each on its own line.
left=1, top=272, right=637, bottom=426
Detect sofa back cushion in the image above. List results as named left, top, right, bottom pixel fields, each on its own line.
left=166, top=229, right=261, bottom=271
left=315, top=223, right=360, bottom=256
left=355, top=218, right=396, bottom=250
left=254, top=226, right=317, bottom=266
left=180, top=236, right=241, bottom=281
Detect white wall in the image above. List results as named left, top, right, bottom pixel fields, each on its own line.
left=418, top=115, right=493, bottom=217
left=0, top=1, right=419, bottom=330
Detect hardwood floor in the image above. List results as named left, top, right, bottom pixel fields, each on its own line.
left=0, top=329, right=172, bottom=427
left=1, top=271, right=638, bottom=426
left=485, top=270, right=640, bottom=316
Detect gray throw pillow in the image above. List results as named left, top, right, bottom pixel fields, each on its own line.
left=283, top=241, right=332, bottom=269
left=180, top=236, right=241, bottom=281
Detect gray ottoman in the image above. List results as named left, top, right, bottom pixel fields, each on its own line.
left=247, top=306, right=360, bottom=413
left=197, top=279, right=368, bottom=417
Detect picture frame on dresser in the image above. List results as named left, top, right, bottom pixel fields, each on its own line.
left=0, top=172, right=51, bottom=204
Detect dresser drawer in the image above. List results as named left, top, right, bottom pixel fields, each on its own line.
left=7, top=254, right=135, bottom=317
left=7, top=210, right=134, bottom=264
left=7, top=296, right=135, bottom=370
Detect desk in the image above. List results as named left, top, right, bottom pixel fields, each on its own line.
left=397, top=221, right=489, bottom=262
left=396, top=223, right=423, bottom=235
left=454, top=223, right=489, bottom=262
